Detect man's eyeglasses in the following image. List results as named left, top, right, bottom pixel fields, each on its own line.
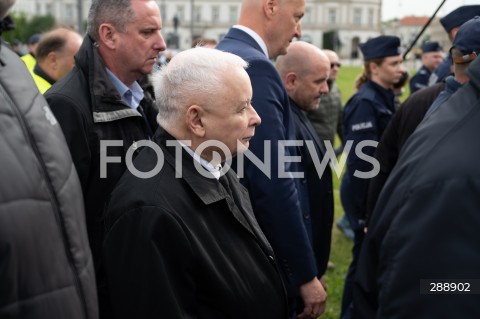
left=331, top=63, right=341, bottom=68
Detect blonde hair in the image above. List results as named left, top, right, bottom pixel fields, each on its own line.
left=355, top=58, right=384, bottom=89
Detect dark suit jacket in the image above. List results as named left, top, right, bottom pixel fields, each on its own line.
left=291, top=100, right=334, bottom=277
left=217, top=28, right=317, bottom=292
left=103, top=128, right=288, bottom=319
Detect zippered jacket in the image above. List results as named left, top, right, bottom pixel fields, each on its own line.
left=0, top=40, right=98, bottom=318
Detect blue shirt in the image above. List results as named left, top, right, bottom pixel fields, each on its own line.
left=105, top=68, right=144, bottom=109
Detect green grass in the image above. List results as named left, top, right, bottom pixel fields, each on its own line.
left=321, top=173, right=352, bottom=318
left=337, top=66, right=363, bottom=104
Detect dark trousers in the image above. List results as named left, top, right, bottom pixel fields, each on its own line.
left=340, top=229, right=364, bottom=319
left=340, top=176, right=366, bottom=319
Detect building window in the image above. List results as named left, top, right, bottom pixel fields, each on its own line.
left=160, top=3, right=167, bottom=21
left=229, top=6, right=238, bottom=24
left=303, top=7, right=312, bottom=24
left=353, top=8, right=362, bottom=26
left=36, top=3, right=41, bottom=14
left=65, top=3, right=74, bottom=20
left=328, top=8, right=337, bottom=25
left=212, top=6, right=220, bottom=23
left=194, top=5, right=201, bottom=23
left=176, top=6, right=184, bottom=21
left=46, top=3, right=53, bottom=15
left=367, top=8, right=374, bottom=26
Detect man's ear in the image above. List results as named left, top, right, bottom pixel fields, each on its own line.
left=283, top=72, right=297, bottom=90
left=98, top=23, right=117, bottom=49
left=186, top=105, right=206, bottom=137
left=46, top=51, right=58, bottom=71
left=263, top=0, right=278, bottom=18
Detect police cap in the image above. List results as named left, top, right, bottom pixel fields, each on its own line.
left=452, top=16, right=480, bottom=64
left=359, top=35, right=401, bottom=61
left=27, top=33, right=41, bottom=45
left=440, top=5, right=480, bottom=34
left=422, top=42, right=442, bottom=53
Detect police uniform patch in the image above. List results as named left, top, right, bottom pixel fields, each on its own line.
left=352, top=121, right=373, bottom=132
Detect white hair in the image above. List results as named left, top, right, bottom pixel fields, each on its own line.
left=151, top=47, right=248, bottom=128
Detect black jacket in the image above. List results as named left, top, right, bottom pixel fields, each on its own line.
left=291, top=100, right=334, bottom=277
left=103, top=128, right=288, bottom=319
left=0, top=40, right=98, bottom=318
left=355, top=56, right=480, bottom=319
left=44, top=35, right=158, bottom=272
left=366, top=82, right=445, bottom=221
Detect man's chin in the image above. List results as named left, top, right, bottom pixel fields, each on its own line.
left=237, top=141, right=250, bottom=153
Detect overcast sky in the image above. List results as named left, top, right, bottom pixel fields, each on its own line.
left=381, top=0, right=480, bottom=21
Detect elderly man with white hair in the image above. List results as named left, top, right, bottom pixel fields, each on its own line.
left=103, top=47, right=289, bottom=319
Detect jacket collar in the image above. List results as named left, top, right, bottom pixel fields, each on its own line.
left=75, top=35, right=142, bottom=123
left=154, top=127, right=277, bottom=256
left=154, top=128, right=227, bottom=205
left=232, top=25, right=269, bottom=58
left=223, top=27, right=265, bottom=56
left=290, top=98, right=327, bottom=155
left=365, top=79, right=396, bottom=113
left=33, top=62, right=55, bottom=85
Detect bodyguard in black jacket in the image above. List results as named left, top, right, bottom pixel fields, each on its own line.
left=44, top=3, right=166, bottom=310
left=276, top=41, right=334, bottom=286
left=0, top=3, right=98, bottom=318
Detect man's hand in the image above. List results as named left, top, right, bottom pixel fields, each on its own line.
left=297, top=277, right=327, bottom=318
left=319, top=276, right=327, bottom=291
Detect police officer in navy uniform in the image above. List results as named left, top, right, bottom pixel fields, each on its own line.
left=428, top=5, right=480, bottom=86
left=339, top=35, right=403, bottom=319
left=409, top=42, right=443, bottom=94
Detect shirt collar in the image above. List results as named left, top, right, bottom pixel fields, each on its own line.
left=178, top=141, right=222, bottom=180
left=105, top=68, right=144, bottom=109
left=233, top=25, right=269, bottom=58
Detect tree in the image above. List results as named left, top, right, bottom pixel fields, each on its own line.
left=2, top=14, right=56, bottom=45
left=2, top=12, right=28, bottom=44
left=24, top=15, right=56, bottom=39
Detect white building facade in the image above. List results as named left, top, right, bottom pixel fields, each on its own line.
left=12, top=0, right=382, bottom=58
